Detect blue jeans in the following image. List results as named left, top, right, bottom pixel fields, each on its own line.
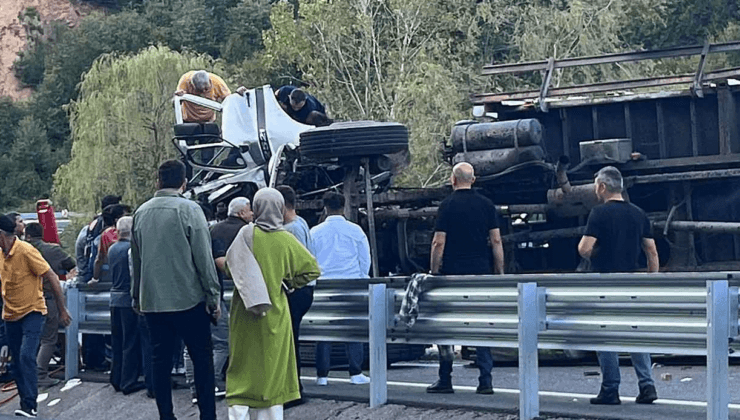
left=597, top=351, right=654, bottom=394
left=6, top=312, right=45, bottom=411
left=316, top=342, right=363, bottom=377
left=437, top=345, right=493, bottom=388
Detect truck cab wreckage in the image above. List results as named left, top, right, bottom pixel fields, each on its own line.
left=174, top=41, right=740, bottom=275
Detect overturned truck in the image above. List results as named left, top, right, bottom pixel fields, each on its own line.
left=175, top=41, right=740, bottom=275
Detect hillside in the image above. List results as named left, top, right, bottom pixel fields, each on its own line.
left=0, top=0, right=88, bottom=100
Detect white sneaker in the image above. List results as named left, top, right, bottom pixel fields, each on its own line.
left=350, top=374, right=370, bottom=385
left=316, top=377, right=328, bottom=386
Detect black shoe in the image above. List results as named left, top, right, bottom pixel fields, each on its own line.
left=284, top=397, right=307, bottom=410
left=426, top=380, right=454, bottom=394
left=636, top=384, right=658, bottom=404
left=590, top=389, right=621, bottom=405
left=122, top=382, right=147, bottom=395
left=476, top=385, right=494, bottom=395
left=14, top=408, right=37, bottom=418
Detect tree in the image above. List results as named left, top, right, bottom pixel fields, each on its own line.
left=262, top=0, right=489, bottom=186
left=0, top=117, right=56, bottom=210
left=54, top=46, right=228, bottom=212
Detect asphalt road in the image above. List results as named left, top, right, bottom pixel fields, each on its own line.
left=0, top=360, right=737, bottom=419
left=300, top=360, right=740, bottom=420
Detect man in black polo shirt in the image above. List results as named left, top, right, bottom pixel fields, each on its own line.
left=578, top=166, right=659, bottom=405
left=186, top=196, right=253, bottom=402
left=427, top=162, right=504, bottom=395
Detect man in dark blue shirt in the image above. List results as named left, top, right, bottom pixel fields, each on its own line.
left=578, top=166, right=659, bottom=406
left=275, top=86, right=330, bottom=125
left=109, top=216, right=150, bottom=396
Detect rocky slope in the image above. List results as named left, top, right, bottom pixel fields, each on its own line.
left=0, top=0, right=88, bottom=100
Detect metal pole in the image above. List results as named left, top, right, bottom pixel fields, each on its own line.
left=342, top=165, right=359, bottom=222
left=707, top=280, right=730, bottom=420
left=369, top=283, right=388, bottom=408
left=363, top=158, right=379, bottom=277
left=65, top=286, right=80, bottom=381
left=518, top=282, right=541, bottom=420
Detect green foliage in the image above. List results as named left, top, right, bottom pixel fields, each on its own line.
left=54, top=46, right=225, bottom=212
left=0, top=117, right=57, bottom=210
left=262, top=0, right=487, bottom=186
left=0, top=98, right=26, bottom=156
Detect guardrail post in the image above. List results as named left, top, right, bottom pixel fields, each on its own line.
left=65, top=285, right=80, bottom=381
left=518, top=282, right=541, bottom=420
left=369, top=283, right=388, bottom=408
left=707, top=280, right=730, bottom=420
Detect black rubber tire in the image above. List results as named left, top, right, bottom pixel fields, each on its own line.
left=300, top=121, right=409, bottom=158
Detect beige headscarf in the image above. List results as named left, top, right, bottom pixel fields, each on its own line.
left=225, top=188, right=288, bottom=316
left=252, top=188, right=285, bottom=232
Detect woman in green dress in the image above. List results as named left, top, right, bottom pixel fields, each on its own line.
left=225, top=188, right=320, bottom=420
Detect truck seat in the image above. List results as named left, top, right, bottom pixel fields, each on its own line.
left=174, top=123, right=222, bottom=145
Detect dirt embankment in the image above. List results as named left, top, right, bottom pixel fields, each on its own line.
left=0, top=0, right=89, bottom=100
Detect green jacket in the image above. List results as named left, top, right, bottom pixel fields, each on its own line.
left=131, top=189, right=220, bottom=313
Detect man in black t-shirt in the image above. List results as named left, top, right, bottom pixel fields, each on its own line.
left=578, top=166, right=659, bottom=406
left=427, top=162, right=504, bottom=395
left=275, top=86, right=329, bottom=125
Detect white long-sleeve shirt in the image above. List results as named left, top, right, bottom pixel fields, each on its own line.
left=310, top=215, right=371, bottom=279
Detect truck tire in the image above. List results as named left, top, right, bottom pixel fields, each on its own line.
left=300, top=121, right=409, bottom=158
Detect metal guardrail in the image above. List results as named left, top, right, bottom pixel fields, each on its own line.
left=63, top=272, right=740, bottom=420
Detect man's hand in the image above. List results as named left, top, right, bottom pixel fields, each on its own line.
left=236, top=86, right=247, bottom=96
left=59, top=308, right=72, bottom=328
left=174, top=89, right=186, bottom=96
left=208, top=303, right=221, bottom=322
left=132, top=300, right=142, bottom=316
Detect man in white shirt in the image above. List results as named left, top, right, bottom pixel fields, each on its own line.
left=310, top=192, right=371, bottom=386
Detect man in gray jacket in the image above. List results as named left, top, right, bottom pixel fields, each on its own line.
left=131, top=160, right=221, bottom=420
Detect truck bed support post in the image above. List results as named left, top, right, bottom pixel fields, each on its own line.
left=363, top=158, right=380, bottom=277
left=65, top=286, right=80, bottom=381
left=369, top=283, right=388, bottom=408
left=707, top=280, right=730, bottom=420
left=518, top=282, right=542, bottom=420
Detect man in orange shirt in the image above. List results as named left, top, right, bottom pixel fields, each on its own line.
left=0, top=214, right=71, bottom=418
left=175, top=70, right=232, bottom=123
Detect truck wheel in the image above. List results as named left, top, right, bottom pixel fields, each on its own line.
left=299, top=121, right=409, bottom=158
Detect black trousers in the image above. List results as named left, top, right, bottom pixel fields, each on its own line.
left=110, top=307, right=145, bottom=393
left=82, top=334, right=107, bottom=369
left=145, top=303, right=215, bottom=420
left=288, top=286, right=314, bottom=396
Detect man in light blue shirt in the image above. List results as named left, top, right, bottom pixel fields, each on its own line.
left=278, top=185, right=316, bottom=406
left=310, top=192, right=371, bottom=386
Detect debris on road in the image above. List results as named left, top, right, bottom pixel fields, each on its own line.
left=661, top=373, right=672, bottom=381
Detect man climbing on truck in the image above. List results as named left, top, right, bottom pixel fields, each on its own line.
left=275, top=85, right=331, bottom=126
left=175, top=70, right=233, bottom=123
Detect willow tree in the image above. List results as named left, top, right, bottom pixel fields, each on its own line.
left=54, top=45, right=228, bottom=212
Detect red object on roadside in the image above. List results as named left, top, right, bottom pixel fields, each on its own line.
left=36, top=200, right=60, bottom=244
